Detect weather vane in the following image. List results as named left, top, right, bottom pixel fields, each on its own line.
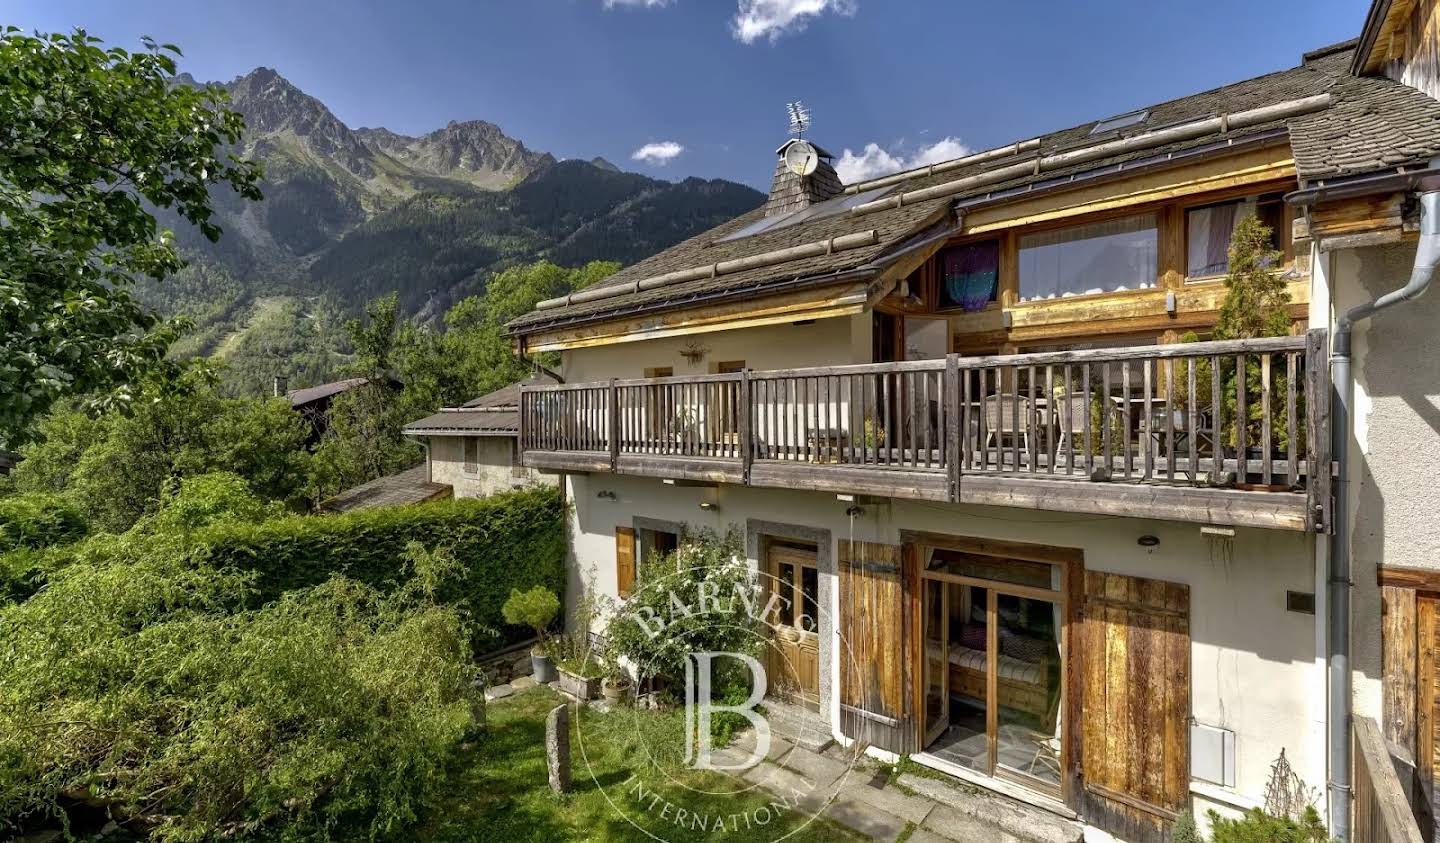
left=786, top=101, right=811, bottom=138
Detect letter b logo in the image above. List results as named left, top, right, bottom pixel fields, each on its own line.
left=683, top=652, right=770, bottom=771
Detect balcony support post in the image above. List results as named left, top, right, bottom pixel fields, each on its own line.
left=740, top=369, right=754, bottom=485
left=608, top=378, right=619, bottom=472
left=946, top=354, right=961, bottom=503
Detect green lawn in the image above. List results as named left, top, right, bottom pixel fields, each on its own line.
left=417, top=688, right=863, bottom=843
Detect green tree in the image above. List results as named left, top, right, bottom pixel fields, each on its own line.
left=0, top=29, right=262, bottom=445
left=11, top=369, right=310, bottom=532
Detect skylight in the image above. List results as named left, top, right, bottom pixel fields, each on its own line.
left=715, top=185, right=895, bottom=243
left=1090, top=110, right=1149, bottom=135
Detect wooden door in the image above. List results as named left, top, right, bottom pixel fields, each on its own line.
left=838, top=539, right=914, bottom=754
left=766, top=544, right=820, bottom=709
left=1081, top=571, right=1190, bottom=843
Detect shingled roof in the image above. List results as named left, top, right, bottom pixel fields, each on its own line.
left=508, top=40, right=1440, bottom=337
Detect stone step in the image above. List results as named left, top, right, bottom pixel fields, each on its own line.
left=897, top=773, right=1083, bottom=843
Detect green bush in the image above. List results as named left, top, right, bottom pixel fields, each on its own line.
left=189, top=487, right=565, bottom=647
left=501, top=585, right=560, bottom=651
left=1172, top=810, right=1202, bottom=843
left=0, top=492, right=87, bottom=553
left=0, top=544, right=476, bottom=841
left=606, top=527, right=758, bottom=688
left=1207, top=806, right=1328, bottom=843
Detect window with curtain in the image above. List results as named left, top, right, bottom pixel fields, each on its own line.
left=1186, top=194, right=1284, bottom=277
left=936, top=240, right=999, bottom=312
left=1018, top=213, right=1158, bottom=301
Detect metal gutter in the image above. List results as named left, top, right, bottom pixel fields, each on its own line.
left=1323, top=190, right=1440, bottom=841
left=952, top=129, right=1291, bottom=214
left=1284, top=162, right=1440, bottom=206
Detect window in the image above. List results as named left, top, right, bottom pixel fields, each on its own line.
left=715, top=361, right=746, bottom=374
left=644, top=366, right=673, bottom=379
left=1186, top=193, right=1285, bottom=277
left=638, top=526, right=679, bottom=576
left=1090, top=110, right=1149, bottom=135
left=1018, top=213, right=1158, bottom=301
left=715, top=185, right=896, bottom=243
left=935, top=240, right=1000, bottom=312
left=462, top=437, right=479, bottom=474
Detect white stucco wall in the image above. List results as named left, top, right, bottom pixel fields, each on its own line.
left=427, top=435, right=555, bottom=498
left=1328, top=241, right=1440, bottom=725
left=566, top=471, right=1324, bottom=823
left=560, top=312, right=871, bottom=384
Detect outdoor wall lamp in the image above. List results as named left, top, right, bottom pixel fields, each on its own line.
left=698, top=501, right=719, bottom=512
left=596, top=490, right=617, bottom=501
left=1137, top=534, right=1160, bottom=547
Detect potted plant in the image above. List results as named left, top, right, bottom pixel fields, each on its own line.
left=502, top=586, right=561, bottom=684
left=551, top=635, right=605, bottom=700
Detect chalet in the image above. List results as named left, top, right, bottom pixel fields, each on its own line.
left=280, top=376, right=369, bottom=444
left=506, top=3, right=1440, bottom=839
left=403, top=375, right=558, bottom=498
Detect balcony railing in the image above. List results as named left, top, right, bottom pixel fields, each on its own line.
left=520, top=330, right=1331, bottom=532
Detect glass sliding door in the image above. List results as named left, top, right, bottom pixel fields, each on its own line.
left=922, top=579, right=949, bottom=746
left=993, top=594, right=1064, bottom=791
left=917, top=543, right=1068, bottom=800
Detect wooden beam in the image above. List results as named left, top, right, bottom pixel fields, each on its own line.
left=961, top=146, right=1297, bottom=235
left=1380, top=564, right=1440, bottom=593
left=522, top=282, right=871, bottom=352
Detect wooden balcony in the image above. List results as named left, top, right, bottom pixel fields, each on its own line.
left=520, top=331, right=1332, bottom=532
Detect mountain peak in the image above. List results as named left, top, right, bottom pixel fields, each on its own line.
left=590, top=156, right=621, bottom=172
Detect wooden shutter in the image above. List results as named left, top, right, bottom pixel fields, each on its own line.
left=616, top=526, right=636, bottom=599
left=1082, top=571, right=1190, bottom=843
left=462, top=437, right=478, bottom=474
left=837, top=539, right=914, bottom=755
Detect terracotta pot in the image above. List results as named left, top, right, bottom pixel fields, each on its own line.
left=602, top=677, right=630, bottom=704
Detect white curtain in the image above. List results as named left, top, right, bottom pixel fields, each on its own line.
left=1187, top=197, right=1256, bottom=277
left=1019, top=212, right=1158, bottom=301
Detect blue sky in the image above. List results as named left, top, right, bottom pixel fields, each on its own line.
left=12, top=0, right=1367, bottom=189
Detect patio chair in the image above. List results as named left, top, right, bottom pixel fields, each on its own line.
left=980, top=395, right=1038, bottom=467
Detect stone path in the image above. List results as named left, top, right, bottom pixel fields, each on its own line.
left=724, top=708, right=1084, bottom=843
left=486, top=687, right=1082, bottom=843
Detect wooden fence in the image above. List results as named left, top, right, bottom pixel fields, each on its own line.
left=1354, top=715, right=1425, bottom=843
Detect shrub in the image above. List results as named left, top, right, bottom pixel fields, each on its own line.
left=136, top=471, right=287, bottom=534
left=1171, top=810, right=1202, bottom=843
left=0, top=492, right=87, bottom=553
left=189, top=487, right=565, bottom=647
left=502, top=585, right=560, bottom=652
left=0, top=547, right=476, bottom=841
left=1207, top=806, right=1328, bottom=843
left=606, top=527, right=758, bottom=689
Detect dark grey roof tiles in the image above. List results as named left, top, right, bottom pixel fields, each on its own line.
left=510, top=42, right=1440, bottom=335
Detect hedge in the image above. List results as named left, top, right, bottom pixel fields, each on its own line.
left=0, top=492, right=87, bottom=554
left=188, top=487, right=565, bottom=646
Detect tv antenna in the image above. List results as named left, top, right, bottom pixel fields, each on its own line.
left=786, top=101, right=811, bottom=138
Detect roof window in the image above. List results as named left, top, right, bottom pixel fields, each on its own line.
left=1090, top=110, right=1149, bottom=135
left=714, top=185, right=895, bottom=243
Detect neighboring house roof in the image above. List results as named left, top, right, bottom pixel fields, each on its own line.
left=404, top=375, right=549, bottom=436
left=320, top=465, right=452, bottom=514
left=461, top=372, right=557, bottom=408
left=506, top=41, right=1440, bottom=337
left=404, top=408, right=521, bottom=437
left=0, top=450, right=19, bottom=475
left=287, top=378, right=368, bottom=407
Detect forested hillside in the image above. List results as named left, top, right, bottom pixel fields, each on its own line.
left=147, top=67, right=764, bottom=395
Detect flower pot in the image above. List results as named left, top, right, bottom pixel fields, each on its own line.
left=602, top=677, right=630, bottom=704
left=531, top=649, right=558, bottom=684
left=559, top=666, right=601, bottom=700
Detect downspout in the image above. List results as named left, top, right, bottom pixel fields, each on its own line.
left=405, top=436, right=432, bottom=483
left=1326, top=190, right=1440, bottom=839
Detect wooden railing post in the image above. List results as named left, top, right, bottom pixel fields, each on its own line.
left=1306, top=328, right=1332, bottom=534
left=740, top=369, right=753, bottom=484
left=607, top=378, right=619, bottom=471
left=945, top=354, right=960, bottom=503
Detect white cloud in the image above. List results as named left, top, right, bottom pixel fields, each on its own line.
left=731, top=0, right=857, bottom=44
left=631, top=141, right=685, bottom=165
left=603, top=0, right=671, bottom=7
left=834, top=136, right=972, bottom=185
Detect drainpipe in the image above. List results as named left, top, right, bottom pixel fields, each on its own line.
left=1326, top=190, right=1440, bottom=839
